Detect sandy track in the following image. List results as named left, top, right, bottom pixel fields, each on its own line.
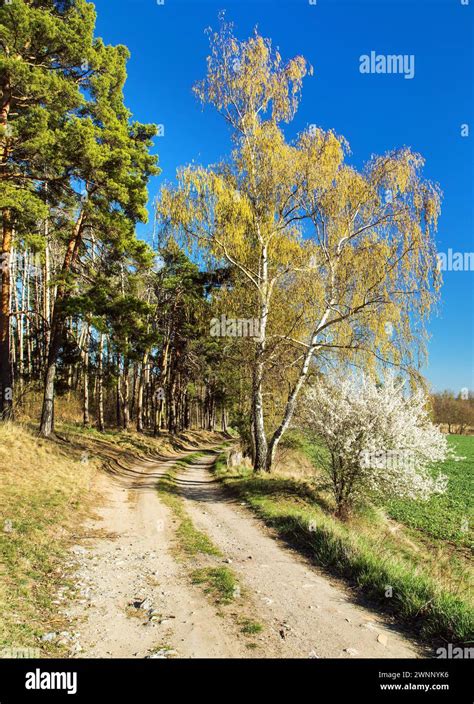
left=64, top=449, right=251, bottom=658
left=175, top=453, right=421, bottom=659
left=63, top=444, right=421, bottom=659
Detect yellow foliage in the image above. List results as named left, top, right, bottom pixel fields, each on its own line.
left=156, top=18, right=441, bottom=431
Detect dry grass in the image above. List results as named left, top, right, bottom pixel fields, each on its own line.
left=272, top=447, right=317, bottom=480
left=15, top=391, right=84, bottom=426
left=0, top=422, right=99, bottom=655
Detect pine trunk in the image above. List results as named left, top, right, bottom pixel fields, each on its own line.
left=97, top=333, right=105, bottom=432
left=39, top=211, right=84, bottom=436
left=83, top=325, right=90, bottom=426
left=0, top=209, right=13, bottom=419
left=136, top=352, right=148, bottom=433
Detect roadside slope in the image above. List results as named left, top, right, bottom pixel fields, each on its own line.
left=0, top=424, right=97, bottom=656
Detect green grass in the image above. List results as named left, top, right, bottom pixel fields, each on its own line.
left=157, top=454, right=243, bottom=610
left=385, top=436, right=473, bottom=547
left=190, top=567, right=239, bottom=604
left=214, top=445, right=474, bottom=645
left=177, top=515, right=222, bottom=557
left=240, top=618, right=263, bottom=635
left=278, top=430, right=326, bottom=467
left=174, top=452, right=206, bottom=467
left=157, top=473, right=221, bottom=557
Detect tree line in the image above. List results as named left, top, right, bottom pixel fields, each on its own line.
left=431, top=391, right=474, bottom=434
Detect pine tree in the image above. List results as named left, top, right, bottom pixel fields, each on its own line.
left=38, top=32, right=158, bottom=435
left=0, top=0, right=97, bottom=418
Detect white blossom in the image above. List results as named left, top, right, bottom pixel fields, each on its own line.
left=297, top=373, right=450, bottom=515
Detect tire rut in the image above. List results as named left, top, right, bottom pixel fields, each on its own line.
left=175, top=453, right=421, bottom=659
left=62, top=446, right=251, bottom=658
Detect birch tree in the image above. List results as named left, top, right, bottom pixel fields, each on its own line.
left=157, top=17, right=442, bottom=471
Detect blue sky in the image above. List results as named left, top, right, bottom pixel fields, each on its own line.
left=92, top=0, right=473, bottom=392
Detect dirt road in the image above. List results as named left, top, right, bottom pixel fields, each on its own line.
left=63, top=450, right=250, bottom=658
left=63, top=443, right=420, bottom=659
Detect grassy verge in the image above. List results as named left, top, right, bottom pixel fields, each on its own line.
left=239, top=618, right=263, bottom=635
left=56, top=422, right=180, bottom=459
left=213, top=451, right=473, bottom=645
left=0, top=423, right=98, bottom=656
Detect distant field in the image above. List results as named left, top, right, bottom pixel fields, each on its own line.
left=385, top=435, right=473, bottom=547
